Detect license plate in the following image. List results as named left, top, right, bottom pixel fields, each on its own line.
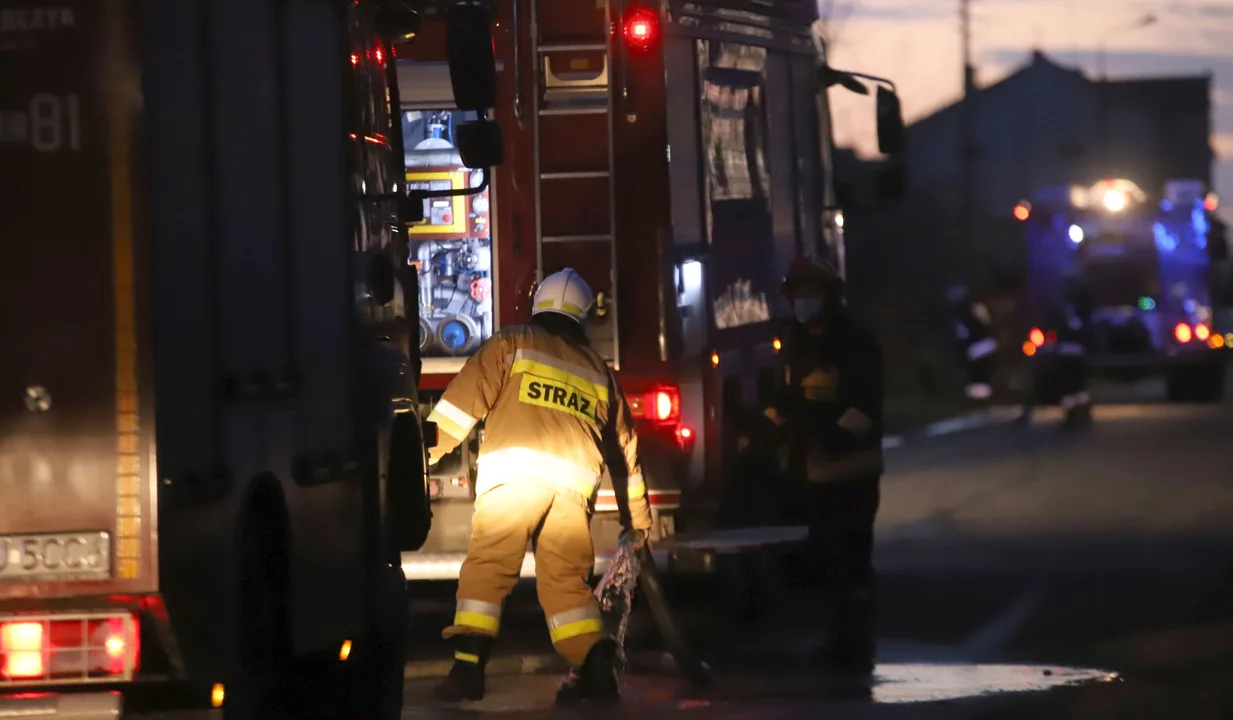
left=0, top=532, right=111, bottom=582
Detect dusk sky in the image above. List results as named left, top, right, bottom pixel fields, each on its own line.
left=824, top=0, right=1233, bottom=220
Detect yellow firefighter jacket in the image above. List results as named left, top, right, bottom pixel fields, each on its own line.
left=425, top=323, right=652, bottom=530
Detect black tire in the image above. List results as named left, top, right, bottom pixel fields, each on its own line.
left=1167, top=363, right=1226, bottom=402
left=388, top=412, right=432, bottom=552
left=334, top=564, right=408, bottom=719
left=1198, top=362, right=1226, bottom=402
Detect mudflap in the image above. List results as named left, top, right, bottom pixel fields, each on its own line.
left=635, top=546, right=713, bottom=689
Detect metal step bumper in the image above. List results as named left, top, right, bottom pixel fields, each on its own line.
left=0, top=691, right=123, bottom=719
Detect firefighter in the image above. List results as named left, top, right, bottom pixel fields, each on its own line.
left=766, top=256, right=884, bottom=677
left=947, top=285, right=998, bottom=402
left=1056, top=275, right=1093, bottom=426
left=425, top=268, right=653, bottom=705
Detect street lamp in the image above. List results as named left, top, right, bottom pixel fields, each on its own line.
left=1097, top=13, right=1157, bottom=81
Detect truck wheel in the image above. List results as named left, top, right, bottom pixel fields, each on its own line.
left=224, top=477, right=294, bottom=719
left=1194, top=362, right=1227, bottom=402
left=1168, top=363, right=1226, bottom=402
left=332, top=563, right=409, bottom=719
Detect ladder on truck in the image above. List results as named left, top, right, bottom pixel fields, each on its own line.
left=530, top=0, right=620, bottom=367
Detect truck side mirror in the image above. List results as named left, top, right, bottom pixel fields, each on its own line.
left=876, top=86, right=906, bottom=157
left=445, top=1, right=497, bottom=112
left=455, top=118, right=503, bottom=168
left=375, top=0, right=421, bottom=43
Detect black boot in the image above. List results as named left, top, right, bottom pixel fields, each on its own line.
left=812, top=583, right=876, bottom=678
left=432, top=634, right=493, bottom=703
left=555, top=639, right=620, bottom=705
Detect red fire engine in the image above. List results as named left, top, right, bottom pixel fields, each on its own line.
left=397, top=0, right=908, bottom=580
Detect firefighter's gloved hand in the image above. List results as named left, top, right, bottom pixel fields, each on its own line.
left=620, top=528, right=651, bottom=551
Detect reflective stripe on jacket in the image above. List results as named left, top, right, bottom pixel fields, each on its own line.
left=425, top=324, right=651, bottom=528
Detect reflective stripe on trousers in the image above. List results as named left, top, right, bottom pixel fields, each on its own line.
left=966, top=382, right=992, bottom=399
left=967, top=337, right=998, bottom=360
left=453, top=598, right=502, bottom=634
left=545, top=605, right=604, bottom=645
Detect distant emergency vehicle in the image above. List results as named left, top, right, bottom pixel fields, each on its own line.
left=394, top=0, right=908, bottom=580
left=1017, top=178, right=1229, bottom=402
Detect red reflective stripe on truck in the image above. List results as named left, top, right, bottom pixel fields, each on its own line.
left=594, top=489, right=681, bottom=512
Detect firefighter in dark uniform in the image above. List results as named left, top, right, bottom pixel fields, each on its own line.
left=764, top=256, right=883, bottom=676
left=947, top=285, right=998, bottom=402
left=1055, top=274, right=1093, bottom=426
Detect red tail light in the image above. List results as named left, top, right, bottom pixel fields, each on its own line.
left=1195, top=323, right=1210, bottom=342
left=651, top=388, right=679, bottom=422
left=1175, top=322, right=1193, bottom=343
left=1044, top=330, right=1057, bottom=345
left=629, top=385, right=681, bottom=425
left=1028, top=328, right=1044, bottom=347
left=623, top=5, right=659, bottom=53
left=1, top=614, right=139, bottom=682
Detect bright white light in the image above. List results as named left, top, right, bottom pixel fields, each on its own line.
left=835, top=212, right=845, bottom=229
left=1103, top=190, right=1128, bottom=212
left=1068, top=225, right=1084, bottom=243
left=682, top=260, right=703, bottom=289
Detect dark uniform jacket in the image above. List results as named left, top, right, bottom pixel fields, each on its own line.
left=765, top=312, right=885, bottom=484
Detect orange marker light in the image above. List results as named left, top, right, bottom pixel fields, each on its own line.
left=772, top=337, right=782, bottom=352
left=1022, top=341, right=1037, bottom=357
left=710, top=352, right=720, bottom=367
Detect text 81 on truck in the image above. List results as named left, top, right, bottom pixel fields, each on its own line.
left=0, top=1, right=505, bottom=717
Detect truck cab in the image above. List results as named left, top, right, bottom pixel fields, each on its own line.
left=1018, top=178, right=1229, bottom=402
left=394, top=0, right=907, bottom=580
left=0, top=1, right=498, bottom=716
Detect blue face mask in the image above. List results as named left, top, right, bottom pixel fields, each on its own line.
left=793, top=298, right=825, bottom=323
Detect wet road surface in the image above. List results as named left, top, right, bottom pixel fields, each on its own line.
left=399, top=373, right=1233, bottom=717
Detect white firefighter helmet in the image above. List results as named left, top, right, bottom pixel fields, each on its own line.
left=532, top=268, right=595, bottom=323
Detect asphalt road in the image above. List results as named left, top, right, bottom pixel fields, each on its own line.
left=400, top=371, right=1233, bottom=717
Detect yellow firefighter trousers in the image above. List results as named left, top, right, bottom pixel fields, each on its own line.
left=443, top=482, right=604, bottom=667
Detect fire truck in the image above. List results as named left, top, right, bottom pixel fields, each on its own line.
left=1017, top=178, right=1230, bottom=403
left=396, top=0, right=908, bottom=580
left=0, top=1, right=498, bottom=717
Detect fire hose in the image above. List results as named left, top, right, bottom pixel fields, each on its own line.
left=593, top=536, right=712, bottom=688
